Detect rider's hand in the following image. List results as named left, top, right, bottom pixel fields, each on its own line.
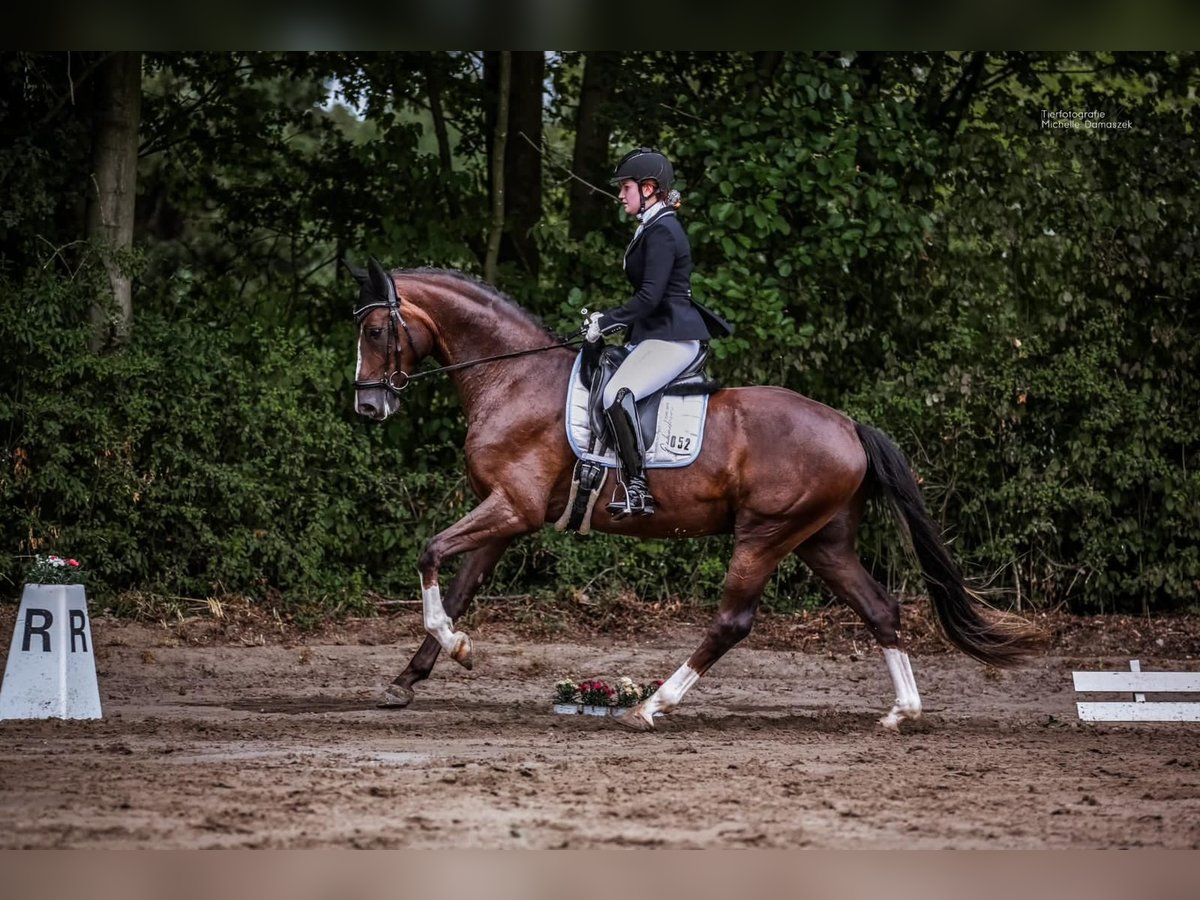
left=584, top=311, right=604, bottom=343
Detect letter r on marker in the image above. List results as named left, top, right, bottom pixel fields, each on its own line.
left=70, top=610, right=88, bottom=653
left=22, top=609, right=53, bottom=652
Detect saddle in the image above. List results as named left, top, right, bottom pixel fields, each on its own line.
left=582, top=342, right=716, bottom=451
left=555, top=341, right=721, bottom=534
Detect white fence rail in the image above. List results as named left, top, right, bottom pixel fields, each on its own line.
left=1073, top=660, right=1200, bottom=722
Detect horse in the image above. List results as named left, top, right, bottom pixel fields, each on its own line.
left=350, top=259, right=1041, bottom=731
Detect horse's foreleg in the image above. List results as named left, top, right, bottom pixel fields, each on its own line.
left=417, top=493, right=533, bottom=669
left=615, top=536, right=787, bottom=731
left=382, top=538, right=512, bottom=707
left=796, top=529, right=921, bottom=731
left=381, top=637, right=439, bottom=707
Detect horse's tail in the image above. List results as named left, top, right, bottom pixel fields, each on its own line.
left=855, top=423, right=1043, bottom=668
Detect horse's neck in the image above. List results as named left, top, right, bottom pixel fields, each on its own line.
left=412, top=284, right=568, bottom=419
left=415, top=288, right=546, bottom=365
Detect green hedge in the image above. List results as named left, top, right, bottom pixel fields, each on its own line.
left=4, top=52, right=1198, bottom=616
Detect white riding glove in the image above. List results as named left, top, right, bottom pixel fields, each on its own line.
left=584, top=311, right=605, bottom=343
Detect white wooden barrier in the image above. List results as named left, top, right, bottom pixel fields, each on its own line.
left=1073, top=659, right=1200, bottom=722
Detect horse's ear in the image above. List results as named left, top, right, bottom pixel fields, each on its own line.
left=344, top=257, right=367, bottom=285
left=367, top=257, right=397, bottom=304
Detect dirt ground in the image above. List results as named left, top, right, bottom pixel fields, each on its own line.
left=0, top=598, right=1197, bottom=849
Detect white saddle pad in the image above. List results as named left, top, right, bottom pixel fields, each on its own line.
left=563, top=352, right=709, bottom=469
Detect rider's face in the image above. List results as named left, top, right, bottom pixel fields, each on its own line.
left=618, top=179, right=652, bottom=216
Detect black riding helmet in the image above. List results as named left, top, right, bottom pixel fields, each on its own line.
left=611, top=148, right=674, bottom=191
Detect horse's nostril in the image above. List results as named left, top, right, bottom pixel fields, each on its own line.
left=357, top=402, right=378, bottom=417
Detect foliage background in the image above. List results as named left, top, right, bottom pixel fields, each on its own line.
left=2, top=51, right=1197, bottom=616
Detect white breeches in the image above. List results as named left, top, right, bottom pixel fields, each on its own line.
left=602, top=339, right=702, bottom=408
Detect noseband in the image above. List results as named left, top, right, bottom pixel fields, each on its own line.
left=353, top=281, right=417, bottom=397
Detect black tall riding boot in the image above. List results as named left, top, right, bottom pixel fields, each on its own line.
left=604, top=388, right=655, bottom=518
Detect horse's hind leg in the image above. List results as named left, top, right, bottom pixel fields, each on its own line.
left=616, top=534, right=792, bottom=731
left=795, top=516, right=922, bottom=731
left=381, top=537, right=512, bottom=708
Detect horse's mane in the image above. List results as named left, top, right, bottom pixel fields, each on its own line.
left=398, top=267, right=558, bottom=337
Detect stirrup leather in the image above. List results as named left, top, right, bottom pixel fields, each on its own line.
left=604, top=388, right=656, bottom=518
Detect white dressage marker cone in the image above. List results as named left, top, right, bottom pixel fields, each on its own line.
left=0, top=584, right=102, bottom=720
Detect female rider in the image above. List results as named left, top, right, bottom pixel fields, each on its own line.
left=585, top=148, right=733, bottom=518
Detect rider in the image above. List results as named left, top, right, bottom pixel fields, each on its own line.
left=585, top=147, right=733, bottom=518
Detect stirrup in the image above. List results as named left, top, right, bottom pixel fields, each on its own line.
left=607, top=477, right=655, bottom=518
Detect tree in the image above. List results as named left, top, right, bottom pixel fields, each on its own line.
left=569, top=51, right=620, bottom=241
left=483, top=51, right=543, bottom=279
left=86, top=51, right=141, bottom=347
left=484, top=51, right=511, bottom=284
left=503, top=51, right=544, bottom=277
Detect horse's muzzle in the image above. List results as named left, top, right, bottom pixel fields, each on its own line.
left=356, top=400, right=383, bottom=420
left=355, top=389, right=391, bottom=421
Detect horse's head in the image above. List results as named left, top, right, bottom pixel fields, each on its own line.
left=350, top=258, right=419, bottom=421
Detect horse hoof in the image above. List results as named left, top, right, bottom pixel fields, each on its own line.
left=879, top=704, right=920, bottom=732
left=450, top=633, right=474, bottom=670
left=612, top=707, right=655, bottom=732
left=379, top=683, right=415, bottom=708
left=879, top=713, right=902, bottom=732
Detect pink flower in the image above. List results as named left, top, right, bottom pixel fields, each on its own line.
left=67, top=559, right=80, bottom=567
left=578, top=678, right=615, bottom=706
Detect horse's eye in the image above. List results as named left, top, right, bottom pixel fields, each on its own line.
left=368, top=327, right=384, bottom=339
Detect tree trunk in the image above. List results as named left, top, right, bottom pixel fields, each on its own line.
left=748, top=51, right=784, bottom=100
left=484, top=51, right=543, bottom=278
left=569, top=51, right=620, bottom=241
left=423, top=53, right=462, bottom=223
left=484, top=51, right=511, bottom=285
left=502, top=51, right=543, bottom=278
left=86, top=51, right=141, bottom=348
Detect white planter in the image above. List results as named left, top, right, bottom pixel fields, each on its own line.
left=581, top=704, right=610, bottom=717
left=552, top=703, right=581, bottom=715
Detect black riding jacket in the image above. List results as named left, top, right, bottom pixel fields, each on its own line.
left=598, top=208, right=733, bottom=343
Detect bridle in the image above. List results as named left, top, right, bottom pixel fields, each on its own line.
left=353, top=275, right=586, bottom=398
left=353, top=276, right=417, bottom=397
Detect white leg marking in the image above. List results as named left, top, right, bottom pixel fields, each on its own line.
left=421, top=576, right=464, bottom=655
left=627, top=663, right=700, bottom=728
left=880, top=648, right=923, bottom=731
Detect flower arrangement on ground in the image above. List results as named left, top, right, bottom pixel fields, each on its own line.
left=615, top=677, right=641, bottom=708
left=24, top=554, right=84, bottom=585
left=577, top=679, right=615, bottom=713
left=552, top=677, right=662, bottom=716
left=553, top=678, right=579, bottom=707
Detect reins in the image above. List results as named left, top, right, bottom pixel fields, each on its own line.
left=353, top=282, right=586, bottom=396
left=397, top=335, right=587, bottom=387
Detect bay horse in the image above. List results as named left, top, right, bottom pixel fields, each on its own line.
left=350, top=260, right=1040, bottom=731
